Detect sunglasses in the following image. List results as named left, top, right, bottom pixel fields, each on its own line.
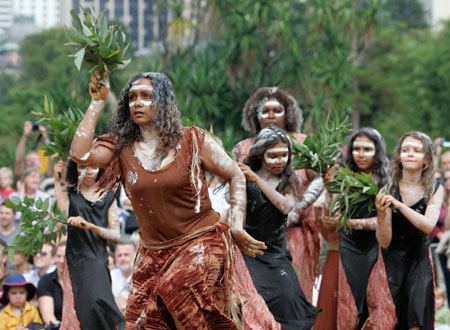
left=37, top=251, right=48, bottom=256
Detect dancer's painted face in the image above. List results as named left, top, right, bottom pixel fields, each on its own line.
left=352, top=136, right=375, bottom=173
left=400, top=137, right=426, bottom=170
left=261, top=142, right=289, bottom=175
left=258, top=98, right=286, bottom=130
left=128, top=78, right=157, bottom=127
left=77, top=165, right=100, bottom=186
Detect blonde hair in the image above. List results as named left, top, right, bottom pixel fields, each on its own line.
left=0, top=167, right=13, bottom=185
left=388, top=131, right=436, bottom=203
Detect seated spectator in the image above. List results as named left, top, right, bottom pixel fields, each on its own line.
left=0, top=239, right=12, bottom=295
left=0, top=203, right=19, bottom=245
left=0, top=168, right=15, bottom=202
left=0, top=274, right=43, bottom=329
left=436, top=287, right=450, bottom=329
left=10, top=252, right=32, bottom=274
left=37, top=241, right=65, bottom=326
left=10, top=168, right=52, bottom=226
left=110, top=238, right=136, bottom=298
left=24, top=243, right=56, bottom=287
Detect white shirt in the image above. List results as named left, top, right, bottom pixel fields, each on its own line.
left=110, top=268, right=131, bottom=297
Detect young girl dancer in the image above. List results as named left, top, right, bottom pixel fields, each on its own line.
left=54, top=159, right=123, bottom=330
left=238, top=126, right=319, bottom=330
left=376, top=131, right=444, bottom=330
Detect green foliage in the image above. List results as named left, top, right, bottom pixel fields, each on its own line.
left=4, top=196, right=67, bottom=260
left=67, top=7, right=131, bottom=80
left=32, top=96, right=84, bottom=163
left=326, top=166, right=385, bottom=230
left=292, top=115, right=351, bottom=174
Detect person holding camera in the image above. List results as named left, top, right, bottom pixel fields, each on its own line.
left=15, top=121, right=51, bottom=180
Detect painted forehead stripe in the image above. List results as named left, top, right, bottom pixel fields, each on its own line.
left=265, top=147, right=289, bottom=153
left=401, top=141, right=423, bottom=149
left=129, top=85, right=154, bottom=92
left=353, top=141, right=375, bottom=148
left=262, top=100, right=284, bottom=108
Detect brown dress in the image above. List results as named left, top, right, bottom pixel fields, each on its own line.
left=110, top=127, right=239, bottom=329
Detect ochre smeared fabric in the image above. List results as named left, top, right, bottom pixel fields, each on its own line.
left=125, top=222, right=240, bottom=330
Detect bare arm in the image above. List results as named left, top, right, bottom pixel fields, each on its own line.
left=53, top=160, right=69, bottom=215
left=349, top=217, right=377, bottom=230
left=38, top=296, right=58, bottom=325
left=70, top=72, right=114, bottom=168
left=67, top=199, right=120, bottom=243
left=15, top=121, right=32, bottom=177
left=200, top=133, right=266, bottom=257
left=375, top=192, right=393, bottom=248
left=387, top=185, right=444, bottom=234
left=238, top=163, right=295, bottom=214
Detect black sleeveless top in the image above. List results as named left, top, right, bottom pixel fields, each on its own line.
left=244, top=181, right=289, bottom=262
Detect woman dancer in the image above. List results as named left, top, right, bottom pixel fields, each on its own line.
left=53, top=159, right=123, bottom=330
left=238, top=126, right=319, bottom=329
left=233, top=87, right=323, bottom=300
left=70, top=71, right=266, bottom=329
left=376, top=131, right=444, bottom=330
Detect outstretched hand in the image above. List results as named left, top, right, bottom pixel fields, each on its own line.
left=375, top=192, right=394, bottom=221
left=232, top=229, right=267, bottom=258
left=89, top=71, right=109, bottom=102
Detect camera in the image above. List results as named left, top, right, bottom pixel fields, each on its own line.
left=32, top=121, right=40, bottom=131
left=438, top=139, right=450, bottom=148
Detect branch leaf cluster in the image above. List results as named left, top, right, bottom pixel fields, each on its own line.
left=292, top=114, right=351, bottom=175
left=66, top=7, right=131, bottom=81
left=32, top=95, right=84, bottom=163
left=4, top=196, right=67, bottom=261
left=326, top=166, right=386, bottom=231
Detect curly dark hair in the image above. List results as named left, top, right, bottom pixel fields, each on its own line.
left=244, top=126, right=303, bottom=200
left=344, top=127, right=390, bottom=188
left=110, top=72, right=182, bottom=160
left=241, top=87, right=303, bottom=135
left=65, top=159, right=105, bottom=186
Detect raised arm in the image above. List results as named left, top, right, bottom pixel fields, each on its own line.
left=15, top=121, right=32, bottom=177
left=237, top=162, right=295, bottom=214
left=67, top=199, right=120, bottom=243
left=387, top=185, right=444, bottom=234
left=200, top=133, right=266, bottom=257
left=70, top=72, right=114, bottom=168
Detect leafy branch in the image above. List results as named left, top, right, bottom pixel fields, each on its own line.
left=326, top=166, right=386, bottom=231
left=66, top=7, right=131, bottom=81
left=4, top=196, right=67, bottom=261
left=32, top=95, right=84, bottom=163
left=292, top=114, right=351, bottom=175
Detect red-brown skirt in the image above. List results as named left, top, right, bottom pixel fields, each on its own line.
left=125, top=222, right=240, bottom=330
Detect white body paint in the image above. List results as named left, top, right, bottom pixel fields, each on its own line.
left=264, top=147, right=289, bottom=164
left=127, top=171, right=138, bottom=185
left=129, top=85, right=153, bottom=92
left=401, top=141, right=423, bottom=149
left=353, top=150, right=376, bottom=157
left=401, top=152, right=425, bottom=159
left=134, top=129, right=161, bottom=172
left=353, top=141, right=375, bottom=149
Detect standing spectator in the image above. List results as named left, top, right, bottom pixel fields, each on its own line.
left=10, top=168, right=52, bottom=226
left=0, top=203, right=19, bottom=245
left=23, top=243, right=55, bottom=287
left=10, top=253, right=32, bottom=275
left=110, top=239, right=136, bottom=298
left=37, top=241, right=66, bottom=326
left=0, top=239, right=12, bottom=294
left=14, top=121, right=50, bottom=180
left=0, top=274, right=43, bottom=329
left=0, top=168, right=15, bottom=202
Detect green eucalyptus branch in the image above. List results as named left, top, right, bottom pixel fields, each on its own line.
left=32, top=95, right=84, bottom=164
left=326, top=166, right=388, bottom=231
left=292, top=114, right=351, bottom=175
left=66, top=7, right=131, bottom=81
left=4, top=196, right=67, bottom=261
